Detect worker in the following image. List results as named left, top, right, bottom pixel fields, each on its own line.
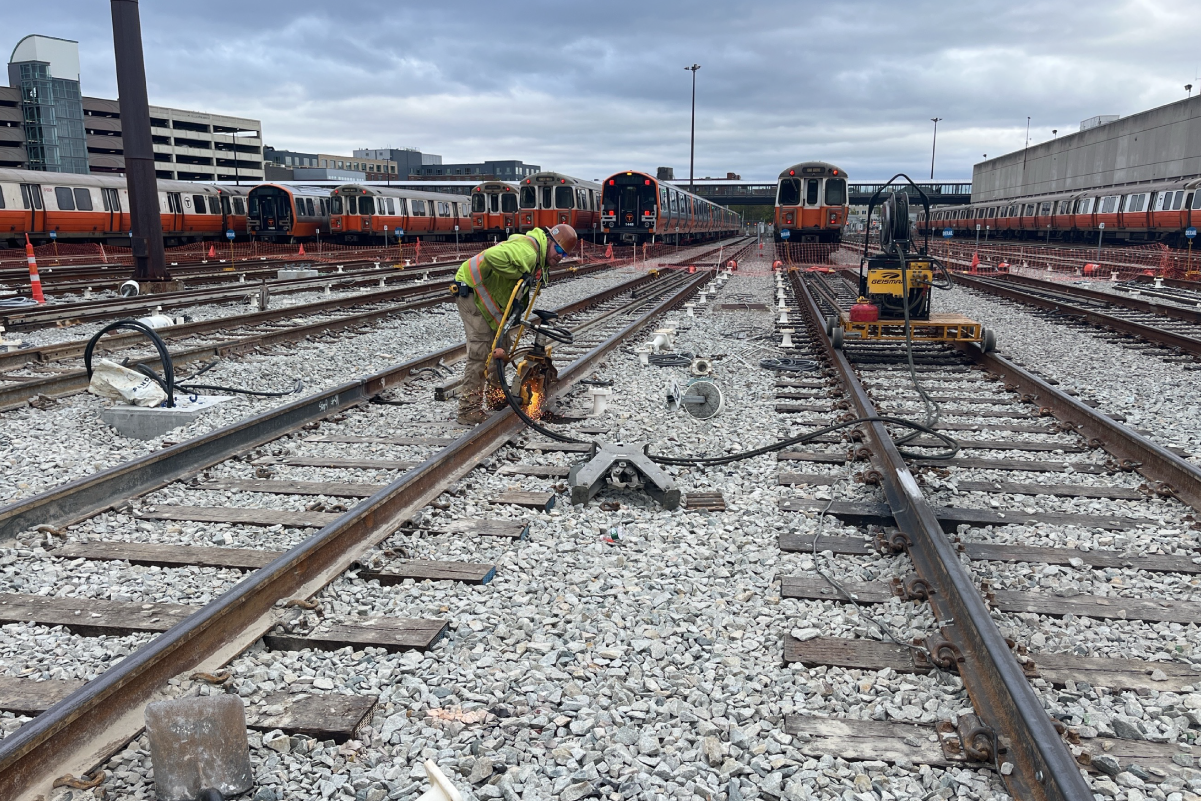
left=452, top=223, right=578, bottom=425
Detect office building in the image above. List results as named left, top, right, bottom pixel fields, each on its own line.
left=409, top=159, right=539, bottom=180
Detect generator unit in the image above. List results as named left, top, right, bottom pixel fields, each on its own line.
left=828, top=179, right=996, bottom=352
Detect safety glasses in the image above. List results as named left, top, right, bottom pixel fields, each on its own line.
left=551, top=240, right=567, bottom=258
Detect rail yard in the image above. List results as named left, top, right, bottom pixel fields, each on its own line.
left=2, top=4, right=1201, bottom=801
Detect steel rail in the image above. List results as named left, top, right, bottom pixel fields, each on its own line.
left=955, top=273, right=1201, bottom=356
left=790, top=271, right=1094, bottom=801
left=0, top=269, right=661, bottom=541
left=0, top=268, right=711, bottom=801
left=0, top=263, right=616, bottom=410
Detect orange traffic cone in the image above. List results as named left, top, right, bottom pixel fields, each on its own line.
left=24, top=234, right=45, bottom=304
left=605, top=243, right=613, bottom=260
left=970, top=253, right=980, bottom=274
left=298, top=244, right=306, bottom=256
left=207, top=244, right=216, bottom=258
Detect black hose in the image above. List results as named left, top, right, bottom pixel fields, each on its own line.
left=645, top=414, right=958, bottom=466
left=647, top=352, right=693, bottom=367
left=84, top=320, right=176, bottom=408
left=176, top=379, right=303, bottom=398
left=759, top=357, right=819, bottom=372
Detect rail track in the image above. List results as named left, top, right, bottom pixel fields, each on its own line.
left=0, top=255, right=730, bottom=799
left=0, top=262, right=617, bottom=412
left=952, top=272, right=1201, bottom=360
left=776, top=268, right=1201, bottom=799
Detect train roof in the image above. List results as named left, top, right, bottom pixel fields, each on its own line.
left=333, top=183, right=467, bottom=202
left=249, top=183, right=337, bottom=197
left=471, top=181, right=520, bottom=191
left=521, top=172, right=600, bottom=190
left=777, top=161, right=846, bottom=179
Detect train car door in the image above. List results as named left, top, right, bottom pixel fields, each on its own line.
left=500, top=190, right=517, bottom=231
left=101, top=187, right=122, bottom=233
left=20, top=183, right=45, bottom=233
left=165, top=191, right=184, bottom=233
left=801, top=178, right=821, bottom=229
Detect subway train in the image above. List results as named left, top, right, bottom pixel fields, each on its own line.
left=0, top=167, right=250, bottom=248
left=773, top=161, right=848, bottom=243
left=328, top=184, right=471, bottom=242
left=600, top=170, right=741, bottom=244
left=468, top=181, right=521, bottom=239
left=922, top=177, right=1201, bottom=247
left=516, top=173, right=601, bottom=239
left=246, top=183, right=333, bottom=240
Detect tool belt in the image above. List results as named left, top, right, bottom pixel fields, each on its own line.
left=450, top=281, right=473, bottom=297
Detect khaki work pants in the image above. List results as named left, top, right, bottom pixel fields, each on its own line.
left=456, top=295, right=511, bottom=412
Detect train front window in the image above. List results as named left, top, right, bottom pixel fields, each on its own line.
left=472, top=193, right=485, bottom=213
left=501, top=193, right=517, bottom=213
left=824, top=179, right=846, bottom=205
left=360, top=196, right=375, bottom=215
left=555, top=186, right=574, bottom=209
left=541, top=187, right=553, bottom=208
left=330, top=196, right=342, bottom=214
left=489, top=194, right=499, bottom=213
left=520, top=187, right=536, bottom=208
left=778, top=179, right=800, bottom=206
left=346, top=196, right=357, bottom=214
left=806, top=179, right=819, bottom=205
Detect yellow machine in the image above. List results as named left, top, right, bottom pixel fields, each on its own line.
left=828, top=183, right=995, bottom=352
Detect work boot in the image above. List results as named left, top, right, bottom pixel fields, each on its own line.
left=456, top=391, right=488, bottom=426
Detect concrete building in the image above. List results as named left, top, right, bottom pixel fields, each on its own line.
left=265, top=146, right=397, bottom=180
left=2, top=35, right=264, bottom=182
left=409, top=159, right=539, bottom=180
left=354, top=147, right=440, bottom=178
left=972, top=95, right=1201, bottom=203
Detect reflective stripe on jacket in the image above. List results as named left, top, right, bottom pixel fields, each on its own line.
left=455, top=229, right=547, bottom=329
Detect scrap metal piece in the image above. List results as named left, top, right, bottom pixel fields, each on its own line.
left=568, top=441, right=680, bottom=509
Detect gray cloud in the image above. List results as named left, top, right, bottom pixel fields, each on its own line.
left=7, top=1, right=1197, bottom=181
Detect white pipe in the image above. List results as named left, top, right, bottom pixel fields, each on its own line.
left=685, top=302, right=695, bottom=317
left=780, top=329, right=794, bottom=347
left=1154, top=277, right=1164, bottom=288
left=778, top=311, right=789, bottom=324
left=1111, top=272, right=1119, bottom=282
left=637, top=346, right=652, bottom=365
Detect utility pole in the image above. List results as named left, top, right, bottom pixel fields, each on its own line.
left=685, top=64, right=700, bottom=193
left=929, top=118, right=942, bottom=180
left=111, top=0, right=169, bottom=282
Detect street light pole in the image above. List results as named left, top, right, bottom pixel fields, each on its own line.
left=929, top=117, right=942, bottom=180
left=685, top=64, right=700, bottom=193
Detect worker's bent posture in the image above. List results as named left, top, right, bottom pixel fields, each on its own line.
left=452, top=224, right=578, bottom=425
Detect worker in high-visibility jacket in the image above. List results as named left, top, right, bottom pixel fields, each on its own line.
left=451, top=223, right=578, bottom=424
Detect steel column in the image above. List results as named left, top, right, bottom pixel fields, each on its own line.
left=110, top=0, right=169, bottom=281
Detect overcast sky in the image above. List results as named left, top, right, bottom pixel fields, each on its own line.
left=7, top=1, right=1197, bottom=182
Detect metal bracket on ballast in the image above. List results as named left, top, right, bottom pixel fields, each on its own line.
left=567, top=441, right=681, bottom=510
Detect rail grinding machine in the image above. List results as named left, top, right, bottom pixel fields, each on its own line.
left=825, top=178, right=996, bottom=353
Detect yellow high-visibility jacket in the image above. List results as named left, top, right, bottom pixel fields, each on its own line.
left=455, top=228, right=548, bottom=329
